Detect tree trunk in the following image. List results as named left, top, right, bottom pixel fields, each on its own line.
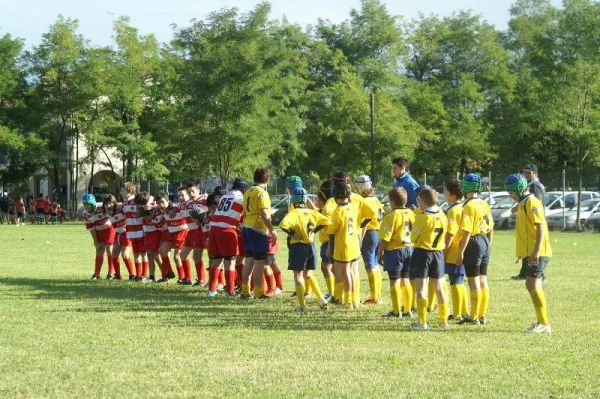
left=576, top=165, right=583, bottom=232
left=73, top=132, right=79, bottom=213
left=88, top=146, right=95, bottom=193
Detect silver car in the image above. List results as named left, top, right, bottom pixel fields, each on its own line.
left=547, top=199, right=600, bottom=230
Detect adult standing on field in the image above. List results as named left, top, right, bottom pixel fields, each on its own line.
left=392, top=157, right=420, bottom=210
left=512, top=164, right=545, bottom=280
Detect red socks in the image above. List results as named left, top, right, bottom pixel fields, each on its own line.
left=94, top=256, right=103, bottom=277
left=182, top=259, right=192, bottom=281
left=274, top=271, right=283, bottom=290
left=265, top=272, right=275, bottom=293
left=177, top=265, right=185, bottom=280
left=219, top=268, right=225, bottom=285
left=195, top=261, right=205, bottom=283
left=135, top=262, right=142, bottom=278
left=113, top=257, right=122, bottom=278
left=162, top=256, right=173, bottom=275
left=125, top=258, right=135, bottom=278
left=208, top=267, right=220, bottom=292
left=235, top=263, right=243, bottom=286
left=226, top=270, right=236, bottom=295
left=142, top=261, right=149, bottom=278
left=108, top=256, right=115, bottom=275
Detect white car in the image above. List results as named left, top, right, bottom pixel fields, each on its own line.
left=490, top=195, right=516, bottom=229
left=546, top=199, right=600, bottom=230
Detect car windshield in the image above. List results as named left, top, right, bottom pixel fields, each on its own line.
left=578, top=199, right=600, bottom=212
left=491, top=196, right=515, bottom=209
left=545, top=193, right=560, bottom=204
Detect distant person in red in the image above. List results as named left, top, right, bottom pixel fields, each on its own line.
left=43, top=196, right=52, bottom=224
left=35, top=194, right=45, bottom=224
left=15, top=196, right=25, bottom=225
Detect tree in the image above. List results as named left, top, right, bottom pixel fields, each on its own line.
left=169, top=3, right=308, bottom=185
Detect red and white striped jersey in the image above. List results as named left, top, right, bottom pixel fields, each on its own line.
left=186, top=196, right=207, bottom=230
left=124, top=196, right=144, bottom=239
left=201, top=211, right=212, bottom=235
left=210, top=190, right=244, bottom=230
left=83, top=205, right=111, bottom=231
left=143, top=207, right=165, bottom=233
left=111, top=205, right=127, bottom=234
left=164, top=204, right=188, bottom=233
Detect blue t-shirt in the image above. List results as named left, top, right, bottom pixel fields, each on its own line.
left=393, top=173, right=420, bottom=209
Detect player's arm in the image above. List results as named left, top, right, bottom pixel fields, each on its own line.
left=259, top=208, right=277, bottom=243
left=377, top=239, right=388, bottom=265
left=529, top=222, right=544, bottom=265
left=456, top=230, right=471, bottom=266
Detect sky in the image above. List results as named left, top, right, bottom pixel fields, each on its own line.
left=0, top=0, right=563, bottom=48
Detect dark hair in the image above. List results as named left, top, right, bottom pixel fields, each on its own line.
left=318, top=179, right=334, bottom=202
left=176, top=185, right=187, bottom=192
left=206, top=193, right=218, bottom=207
left=388, top=188, right=407, bottom=208
left=333, top=171, right=350, bottom=184
left=392, top=157, right=409, bottom=169
left=102, top=194, right=118, bottom=215
left=445, top=180, right=463, bottom=199
left=333, top=181, right=351, bottom=200
left=186, top=181, right=199, bottom=190
left=418, top=188, right=437, bottom=207
left=253, top=168, right=270, bottom=184
left=134, top=192, right=151, bottom=206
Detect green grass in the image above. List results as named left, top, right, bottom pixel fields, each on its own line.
left=0, top=224, right=599, bottom=398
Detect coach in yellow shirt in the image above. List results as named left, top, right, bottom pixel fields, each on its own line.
left=505, top=174, right=552, bottom=333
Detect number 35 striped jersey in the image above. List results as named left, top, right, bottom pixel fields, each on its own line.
left=411, top=207, right=448, bottom=251
left=210, top=191, right=244, bottom=230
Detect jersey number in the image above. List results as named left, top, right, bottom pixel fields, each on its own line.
left=348, top=217, right=355, bottom=236
left=218, top=198, right=233, bottom=212
left=306, top=221, right=315, bottom=239
left=432, top=227, right=444, bottom=248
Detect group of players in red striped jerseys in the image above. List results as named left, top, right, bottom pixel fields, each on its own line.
left=81, top=178, right=284, bottom=297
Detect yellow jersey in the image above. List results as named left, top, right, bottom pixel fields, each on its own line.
left=242, top=185, right=271, bottom=233
left=325, top=192, right=378, bottom=231
left=515, top=195, right=552, bottom=258
left=280, top=207, right=331, bottom=245
left=362, top=196, right=384, bottom=231
left=445, top=202, right=464, bottom=264
left=411, top=207, right=448, bottom=251
left=327, top=202, right=361, bottom=262
left=318, top=197, right=338, bottom=244
left=460, top=197, right=494, bottom=236
left=378, top=208, right=415, bottom=250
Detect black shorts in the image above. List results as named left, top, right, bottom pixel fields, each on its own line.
left=409, top=248, right=445, bottom=279
left=464, top=235, right=490, bottom=277
left=288, top=243, right=317, bottom=271
left=523, top=257, right=550, bottom=279
left=388, top=269, right=410, bottom=280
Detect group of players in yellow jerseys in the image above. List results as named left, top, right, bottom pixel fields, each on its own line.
left=270, top=162, right=552, bottom=333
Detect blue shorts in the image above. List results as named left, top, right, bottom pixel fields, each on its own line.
left=383, top=248, right=412, bottom=273
left=320, top=242, right=332, bottom=264
left=464, top=235, right=491, bottom=277
left=409, top=248, right=445, bottom=279
left=288, top=243, right=317, bottom=271
left=242, top=227, right=269, bottom=260
left=523, top=257, right=550, bottom=278
left=361, top=230, right=379, bottom=269
left=445, top=263, right=465, bottom=276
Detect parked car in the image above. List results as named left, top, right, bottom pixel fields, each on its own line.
left=509, top=191, right=600, bottom=228
left=480, top=191, right=511, bottom=206
left=490, top=195, right=517, bottom=229
left=546, top=199, right=600, bottom=230
left=585, top=212, right=600, bottom=232
left=271, top=194, right=317, bottom=225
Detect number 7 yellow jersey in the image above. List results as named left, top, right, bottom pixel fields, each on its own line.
left=411, top=207, right=448, bottom=251
left=327, top=202, right=361, bottom=262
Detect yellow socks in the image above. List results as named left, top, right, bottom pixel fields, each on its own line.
left=296, top=282, right=306, bottom=308
left=376, top=269, right=383, bottom=301
left=304, top=279, right=312, bottom=296
left=401, top=283, right=413, bottom=314
left=334, top=282, right=344, bottom=302
left=460, top=284, right=469, bottom=316
left=390, top=284, right=401, bottom=315
left=254, top=285, right=264, bottom=298
left=480, top=287, right=490, bottom=318
left=438, top=302, right=449, bottom=324
left=242, top=283, right=250, bottom=297
left=417, top=298, right=428, bottom=325
left=450, top=284, right=460, bottom=317
left=325, top=275, right=335, bottom=296
left=367, top=270, right=376, bottom=299
left=530, top=288, right=549, bottom=325
left=470, top=289, right=481, bottom=320
left=307, top=276, right=324, bottom=301
left=343, top=289, right=352, bottom=308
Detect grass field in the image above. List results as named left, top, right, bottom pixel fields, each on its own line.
left=0, top=224, right=599, bottom=398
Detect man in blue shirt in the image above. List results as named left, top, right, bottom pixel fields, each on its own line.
left=392, top=157, right=420, bottom=209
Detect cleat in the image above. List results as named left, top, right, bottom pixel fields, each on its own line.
left=401, top=311, right=414, bottom=319
left=198, top=280, right=207, bottom=288
left=265, top=290, right=276, bottom=297
left=207, top=290, right=218, bottom=298
left=239, top=294, right=253, bottom=300
left=91, top=274, right=100, bottom=280
left=128, top=275, right=136, bottom=280
left=439, top=322, right=450, bottom=330
left=148, top=275, right=156, bottom=282
left=411, top=322, right=428, bottom=330
left=165, top=272, right=176, bottom=280
left=217, top=283, right=224, bottom=292
left=106, top=274, right=115, bottom=280
left=448, top=315, right=459, bottom=321
left=180, top=280, right=193, bottom=286
left=324, top=293, right=333, bottom=302
left=114, top=275, right=122, bottom=280
left=479, top=317, right=488, bottom=325
left=274, top=287, right=283, bottom=295
left=382, top=311, right=401, bottom=318
left=529, top=324, right=552, bottom=334
left=458, top=317, right=480, bottom=325
left=140, top=277, right=151, bottom=283
left=329, top=298, right=341, bottom=305
left=134, top=276, right=143, bottom=282
left=293, top=306, right=305, bottom=313
left=290, top=291, right=297, bottom=297
left=318, top=298, right=328, bottom=310
left=362, top=298, right=379, bottom=305
left=526, top=322, right=540, bottom=332
left=259, top=294, right=273, bottom=300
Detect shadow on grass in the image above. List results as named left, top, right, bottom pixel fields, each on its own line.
left=0, top=277, right=507, bottom=333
